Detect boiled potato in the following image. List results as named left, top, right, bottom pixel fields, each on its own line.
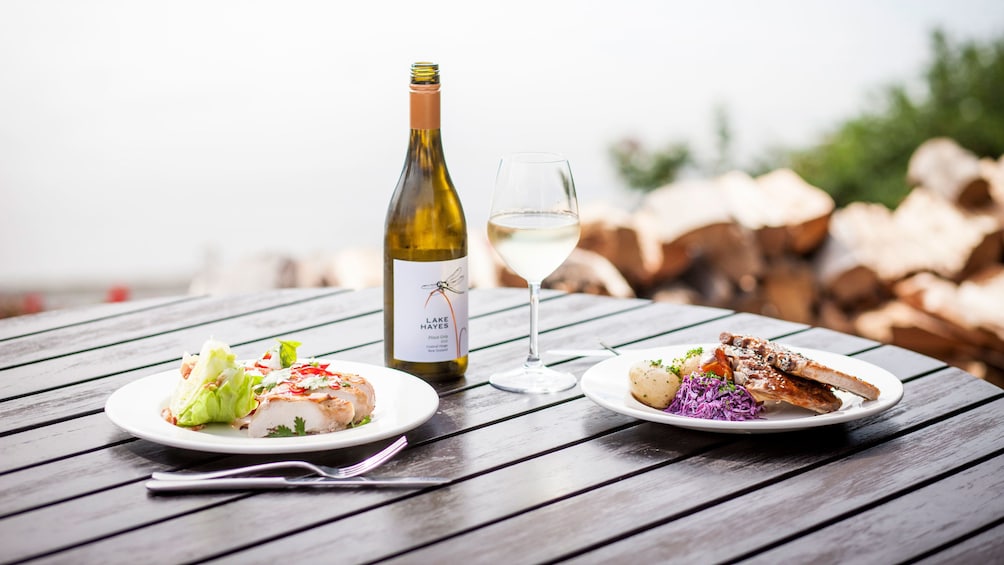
left=678, top=351, right=703, bottom=377
left=629, top=360, right=682, bottom=409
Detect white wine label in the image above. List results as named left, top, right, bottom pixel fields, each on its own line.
left=393, top=257, right=469, bottom=362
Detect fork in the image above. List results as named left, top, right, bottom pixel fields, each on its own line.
left=598, top=341, right=622, bottom=356
left=151, top=435, right=408, bottom=481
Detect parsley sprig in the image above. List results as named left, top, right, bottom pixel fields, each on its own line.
left=348, top=415, right=371, bottom=428
left=266, top=416, right=308, bottom=438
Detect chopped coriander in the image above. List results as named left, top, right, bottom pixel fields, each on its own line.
left=266, top=425, right=294, bottom=437
left=253, top=367, right=291, bottom=394
left=348, top=415, right=372, bottom=428
left=298, top=375, right=329, bottom=390
left=266, top=416, right=308, bottom=437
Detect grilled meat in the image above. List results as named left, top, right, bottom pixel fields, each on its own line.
left=247, top=394, right=356, bottom=438
left=244, top=362, right=376, bottom=438
left=719, top=332, right=880, bottom=401
left=721, top=345, right=842, bottom=414
left=327, top=374, right=376, bottom=425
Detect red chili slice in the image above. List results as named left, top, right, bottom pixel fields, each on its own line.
left=297, top=366, right=335, bottom=377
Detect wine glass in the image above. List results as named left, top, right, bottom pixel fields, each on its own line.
left=487, top=152, right=581, bottom=393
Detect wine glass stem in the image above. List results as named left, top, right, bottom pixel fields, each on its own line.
left=525, top=282, right=543, bottom=370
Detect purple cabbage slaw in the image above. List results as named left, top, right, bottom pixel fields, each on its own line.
left=665, top=372, right=763, bottom=421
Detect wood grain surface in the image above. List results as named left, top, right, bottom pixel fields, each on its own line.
left=1, top=288, right=1000, bottom=565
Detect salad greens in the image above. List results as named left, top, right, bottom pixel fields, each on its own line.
left=168, top=339, right=261, bottom=427
left=278, top=339, right=301, bottom=369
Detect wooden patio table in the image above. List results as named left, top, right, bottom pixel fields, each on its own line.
left=0, top=287, right=1001, bottom=564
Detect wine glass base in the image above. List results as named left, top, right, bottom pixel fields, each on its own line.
left=489, top=365, right=577, bottom=394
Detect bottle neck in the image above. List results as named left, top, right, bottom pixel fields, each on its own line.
left=410, top=83, right=440, bottom=130
left=406, top=129, right=446, bottom=172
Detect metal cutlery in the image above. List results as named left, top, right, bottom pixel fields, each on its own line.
left=598, top=341, right=622, bottom=356
left=545, top=348, right=616, bottom=358
left=546, top=341, right=624, bottom=359
left=146, top=475, right=450, bottom=492
left=151, top=435, right=408, bottom=482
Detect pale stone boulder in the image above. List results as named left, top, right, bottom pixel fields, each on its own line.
left=907, top=137, right=992, bottom=207
left=578, top=202, right=661, bottom=290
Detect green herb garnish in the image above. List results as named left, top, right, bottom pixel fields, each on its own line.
left=253, top=367, right=290, bottom=394
left=668, top=347, right=705, bottom=376
left=266, top=416, right=307, bottom=437
left=298, top=375, right=328, bottom=390
left=709, top=372, right=738, bottom=394
left=685, top=347, right=704, bottom=358
left=278, top=339, right=301, bottom=368
left=348, top=415, right=372, bottom=428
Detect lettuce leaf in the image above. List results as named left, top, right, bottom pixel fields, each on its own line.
left=168, top=339, right=260, bottom=427
left=278, top=339, right=301, bottom=368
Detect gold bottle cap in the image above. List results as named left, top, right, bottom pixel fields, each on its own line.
left=411, top=62, right=440, bottom=85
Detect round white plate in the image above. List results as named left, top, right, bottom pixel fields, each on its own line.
left=105, top=359, right=439, bottom=453
left=580, top=344, right=904, bottom=434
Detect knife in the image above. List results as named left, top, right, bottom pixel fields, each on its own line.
left=146, top=476, right=450, bottom=492
left=545, top=349, right=617, bottom=358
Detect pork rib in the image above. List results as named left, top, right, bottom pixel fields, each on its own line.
left=721, top=345, right=842, bottom=414
left=719, top=332, right=880, bottom=401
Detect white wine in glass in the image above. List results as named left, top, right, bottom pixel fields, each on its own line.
left=487, top=152, right=580, bottom=393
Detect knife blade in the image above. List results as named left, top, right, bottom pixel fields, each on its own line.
left=545, top=349, right=617, bottom=358
left=145, top=476, right=450, bottom=492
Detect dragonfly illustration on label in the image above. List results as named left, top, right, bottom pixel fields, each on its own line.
left=421, top=266, right=467, bottom=356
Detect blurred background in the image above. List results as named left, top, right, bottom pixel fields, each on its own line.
left=1, top=0, right=1002, bottom=313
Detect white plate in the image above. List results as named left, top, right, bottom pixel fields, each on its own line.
left=580, top=344, right=904, bottom=434
left=105, top=359, right=439, bottom=453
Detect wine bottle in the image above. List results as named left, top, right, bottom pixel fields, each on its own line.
left=383, top=62, right=469, bottom=381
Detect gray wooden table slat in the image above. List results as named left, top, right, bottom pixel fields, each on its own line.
left=744, top=453, right=1004, bottom=564
left=0, top=297, right=734, bottom=468
left=0, top=294, right=663, bottom=524
left=576, top=390, right=1004, bottom=564
left=0, top=288, right=374, bottom=398
left=0, top=291, right=637, bottom=434
left=0, top=285, right=540, bottom=426
left=4, top=398, right=635, bottom=564
left=0, top=288, right=1000, bottom=565
left=0, top=288, right=345, bottom=366
left=0, top=294, right=201, bottom=342
left=28, top=360, right=992, bottom=564
left=914, top=521, right=1004, bottom=564
left=0, top=435, right=213, bottom=517
left=0, top=285, right=550, bottom=401
left=397, top=372, right=1004, bottom=564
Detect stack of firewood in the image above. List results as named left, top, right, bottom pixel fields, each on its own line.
left=541, top=138, right=1004, bottom=386
left=179, top=137, right=1002, bottom=385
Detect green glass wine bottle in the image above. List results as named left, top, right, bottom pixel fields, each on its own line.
left=383, top=62, right=468, bottom=381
